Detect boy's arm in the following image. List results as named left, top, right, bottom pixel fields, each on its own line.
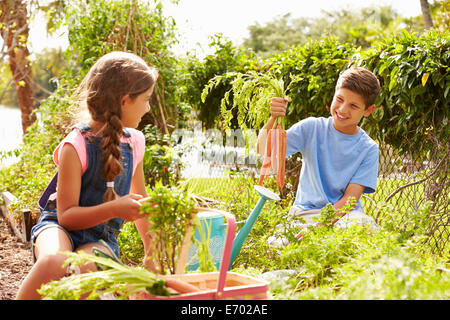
left=257, top=97, right=289, bottom=155
left=309, top=183, right=364, bottom=229
left=331, top=183, right=365, bottom=224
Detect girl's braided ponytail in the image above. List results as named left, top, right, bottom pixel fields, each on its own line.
left=102, top=113, right=123, bottom=202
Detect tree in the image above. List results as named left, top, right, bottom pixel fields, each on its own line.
left=242, top=5, right=400, bottom=56
left=64, top=0, right=181, bottom=134
left=0, top=0, right=36, bottom=134
left=420, top=0, right=435, bottom=29
left=182, top=34, right=257, bottom=129
left=432, top=0, right=450, bottom=32
left=243, top=14, right=311, bottom=58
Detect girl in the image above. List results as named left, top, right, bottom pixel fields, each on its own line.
left=16, top=51, right=159, bottom=299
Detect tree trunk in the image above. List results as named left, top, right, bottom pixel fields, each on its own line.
left=0, top=0, right=36, bottom=134
left=420, top=0, right=435, bottom=29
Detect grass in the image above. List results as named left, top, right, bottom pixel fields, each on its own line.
left=164, top=174, right=450, bottom=300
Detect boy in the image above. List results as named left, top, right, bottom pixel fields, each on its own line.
left=258, top=67, right=380, bottom=241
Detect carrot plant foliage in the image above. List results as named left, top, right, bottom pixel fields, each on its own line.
left=202, top=71, right=304, bottom=131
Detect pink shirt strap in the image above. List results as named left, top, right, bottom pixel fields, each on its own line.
left=53, top=127, right=145, bottom=176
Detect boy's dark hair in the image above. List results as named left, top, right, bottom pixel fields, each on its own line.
left=335, top=67, right=380, bottom=108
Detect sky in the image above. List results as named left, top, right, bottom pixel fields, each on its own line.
left=163, top=0, right=423, bottom=56
left=28, top=0, right=424, bottom=57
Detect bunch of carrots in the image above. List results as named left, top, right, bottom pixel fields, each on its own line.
left=201, top=70, right=299, bottom=192
left=258, top=118, right=286, bottom=191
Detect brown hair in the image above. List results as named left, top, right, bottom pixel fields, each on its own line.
left=335, top=67, right=380, bottom=109
left=77, top=51, right=158, bottom=202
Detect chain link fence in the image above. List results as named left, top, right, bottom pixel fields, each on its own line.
left=366, top=137, right=449, bottom=256
left=176, top=125, right=449, bottom=256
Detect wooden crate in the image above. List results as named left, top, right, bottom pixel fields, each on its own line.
left=140, top=210, right=269, bottom=300
left=139, top=271, right=268, bottom=300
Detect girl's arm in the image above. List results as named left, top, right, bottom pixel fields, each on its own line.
left=56, top=144, right=144, bottom=230
left=129, top=160, right=158, bottom=273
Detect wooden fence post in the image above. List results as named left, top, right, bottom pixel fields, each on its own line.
left=0, top=191, right=32, bottom=243
left=22, top=209, right=32, bottom=242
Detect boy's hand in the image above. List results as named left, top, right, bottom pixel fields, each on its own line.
left=270, top=97, right=289, bottom=118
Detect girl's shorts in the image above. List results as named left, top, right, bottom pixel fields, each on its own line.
left=30, top=210, right=120, bottom=262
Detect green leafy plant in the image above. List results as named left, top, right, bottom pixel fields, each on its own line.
left=189, top=215, right=217, bottom=273
left=360, top=29, right=449, bottom=155
left=382, top=200, right=437, bottom=244
left=201, top=70, right=301, bottom=131
left=142, top=124, right=181, bottom=187
left=38, top=250, right=171, bottom=300
left=118, top=222, right=145, bottom=265
left=140, top=182, right=197, bottom=274
left=183, top=34, right=258, bottom=128
left=314, top=196, right=357, bottom=228
left=65, top=0, right=183, bottom=129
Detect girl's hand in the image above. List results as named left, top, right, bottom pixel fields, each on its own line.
left=143, top=255, right=159, bottom=274
left=270, top=97, right=289, bottom=118
left=114, top=193, right=146, bottom=221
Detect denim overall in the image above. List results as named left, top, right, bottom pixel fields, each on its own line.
left=30, top=123, right=134, bottom=259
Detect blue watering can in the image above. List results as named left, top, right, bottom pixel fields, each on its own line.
left=186, top=185, right=280, bottom=271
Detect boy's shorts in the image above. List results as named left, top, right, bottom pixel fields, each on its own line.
left=30, top=210, right=120, bottom=262
left=287, top=205, right=379, bottom=230
left=267, top=206, right=379, bottom=248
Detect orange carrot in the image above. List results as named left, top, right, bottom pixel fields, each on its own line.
left=276, top=124, right=282, bottom=190
left=164, top=278, right=201, bottom=294
left=258, top=128, right=272, bottom=185
left=276, top=124, right=286, bottom=190
left=270, top=127, right=277, bottom=174
left=280, top=128, right=286, bottom=188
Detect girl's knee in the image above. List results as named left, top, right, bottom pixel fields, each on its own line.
left=37, top=253, right=69, bottom=276
left=76, top=243, right=112, bottom=273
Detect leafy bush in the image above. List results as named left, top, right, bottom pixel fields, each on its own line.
left=182, top=34, right=259, bottom=128
left=142, top=124, right=181, bottom=187
left=65, top=0, right=184, bottom=130
left=267, top=38, right=357, bottom=128
left=140, top=182, right=197, bottom=274
left=359, top=29, right=450, bottom=154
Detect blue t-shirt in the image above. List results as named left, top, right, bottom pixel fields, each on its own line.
left=286, top=116, right=379, bottom=211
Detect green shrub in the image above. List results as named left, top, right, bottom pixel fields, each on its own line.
left=142, top=124, right=181, bottom=187
left=182, top=34, right=259, bottom=129
left=360, top=29, right=449, bottom=155
left=268, top=38, right=357, bottom=127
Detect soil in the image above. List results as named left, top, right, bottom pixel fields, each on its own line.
left=0, top=215, right=33, bottom=300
